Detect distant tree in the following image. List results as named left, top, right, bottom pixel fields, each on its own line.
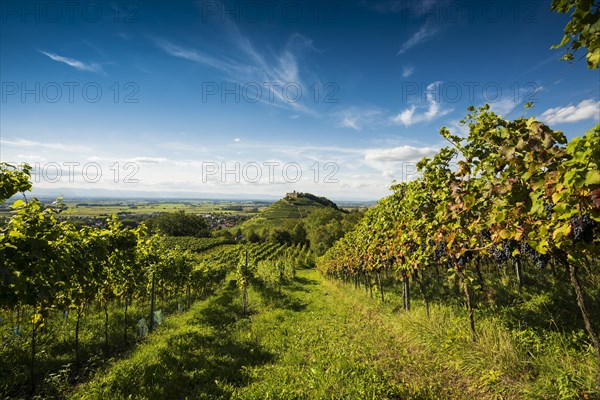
left=147, top=210, right=210, bottom=237
left=213, top=229, right=233, bottom=240
left=296, top=192, right=341, bottom=210
left=291, top=222, right=308, bottom=245
left=233, top=227, right=243, bottom=241
left=305, top=208, right=345, bottom=255
left=269, top=228, right=293, bottom=245
left=247, top=229, right=261, bottom=243
left=341, top=209, right=365, bottom=231
left=120, top=219, right=140, bottom=229
left=552, top=0, right=600, bottom=68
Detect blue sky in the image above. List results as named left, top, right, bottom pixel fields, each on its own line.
left=1, top=0, right=599, bottom=200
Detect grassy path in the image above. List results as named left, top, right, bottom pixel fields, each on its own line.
left=70, top=269, right=533, bottom=399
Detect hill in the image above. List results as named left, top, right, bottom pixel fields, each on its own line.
left=239, top=192, right=343, bottom=233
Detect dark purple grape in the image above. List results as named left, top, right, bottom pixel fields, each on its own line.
left=519, top=241, right=550, bottom=269
left=493, top=247, right=507, bottom=263
left=479, top=229, right=491, bottom=241
left=570, top=215, right=597, bottom=243
left=434, top=241, right=447, bottom=259
left=543, top=203, right=554, bottom=221
left=503, top=240, right=517, bottom=260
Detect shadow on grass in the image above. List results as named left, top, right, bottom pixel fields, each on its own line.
left=96, top=280, right=275, bottom=400
left=249, top=277, right=308, bottom=312
left=293, top=275, right=319, bottom=286
left=197, top=279, right=249, bottom=329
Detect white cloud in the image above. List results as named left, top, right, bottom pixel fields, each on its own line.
left=154, top=40, right=228, bottom=71
left=39, top=51, right=103, bottom=73
left=2, top=137, right=436, bottom=200
left=394, top=106, right=417, bottom=126
left=335, top=108, right=383, bottom=131
left=16, top=154, right=46, bottom=162
left=1, top=138, right=91, bottom=153
left=364, top=144, right=439, bottom=180
left=402, top=66, right=415, bottom=78
left=129, top=157, right=167, bottom=164
left=488, top=97, right=520, bottom=116
left=234, top=138, right=241, bottom=142
left=539, top=99, right=600, bottom=124
left=486, top=85, right=544, bottom=117
left=392, top=81, right=452, bottom=126
left=397, top=23, right=438, bottom=55
left=341, top=116, right=360, bottom=130
left=365, top=145, right=437, bottom=162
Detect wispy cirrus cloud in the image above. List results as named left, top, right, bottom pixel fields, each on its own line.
left=39, top=50, right=104, bottom=73
left=539, top=99, right=600, bottom=124
left=392, top=81, right=453, bottom=126
left=365, top=145, right=438, bottom=162
left=334, top=107, right=384, bottom=131
left=154, top=24, right=317, bottom=115
left=488, top=97, right=521, bottom=116
left=1, top=138, right=91, bottom=153
left=366, top=0, right=441, bottom=15
left=129, top=157, right=168, bottom=164
left=402, top=66, right=415, bottom=78
left=397, top=22, right=439, bottom=55
left=154, top=39, right=231, bottom=72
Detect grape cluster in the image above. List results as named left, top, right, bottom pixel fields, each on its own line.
left=503, top=239, right=518, bottom=260
left=569, top=215, right=597, bottom=243
left=456, top=249, right=473, bottom=267
left=479, top=229, right=491, bottom=245
left=519, top=241, right=550, bottom=269
left=433, top=241, right=447, bottom=259
left=543, top=203, right=554, bottom=221
left=492, top=246, right=507, bottom=263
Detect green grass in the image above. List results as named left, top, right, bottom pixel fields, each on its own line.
left=0, top=298, right=183, bottom=399
left=69, top=279, right=274, bottom=400
left=66, top=270, right=460, bottom=399
left=67, top=269, right=598, bottom=399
